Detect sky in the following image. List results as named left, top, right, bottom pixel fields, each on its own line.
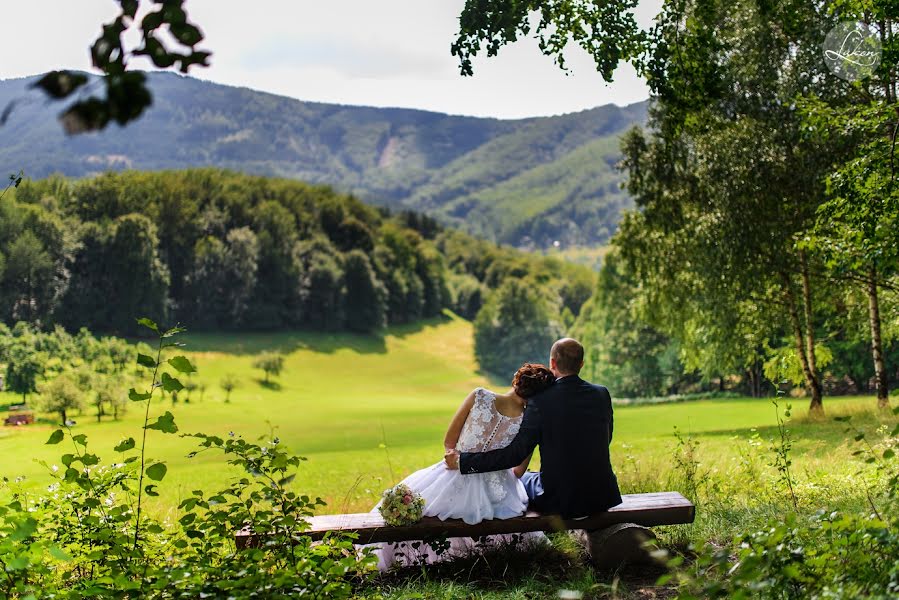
left=0, top=1, right=661, bottom=119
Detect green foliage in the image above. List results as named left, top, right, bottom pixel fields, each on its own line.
left=474, top=278, right=562, bottom=378
left=1, top=169, right=591, bottom=342
left=0, top=74, right=645, bottom=249
left=574, top=249, right=689, bottom=397
left=0, top=320, right=372, bottom=597
left=344, top=250, right=388, bottom=333
left=220, top=373, right=239, bottom=403
left=252, top=352, right=285, bottom=383
left=673, top=408, right=899, bottom=599
left=452, top=0, right=643, bottom=79
left=37, top=373, right=83, bottom=425
left=22, top=1, right=209, bottom=134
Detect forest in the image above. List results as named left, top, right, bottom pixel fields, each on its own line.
left=0, top=168, right=594, bottom=381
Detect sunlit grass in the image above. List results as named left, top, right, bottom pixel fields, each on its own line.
left=1, top=314, right=894, bottom=534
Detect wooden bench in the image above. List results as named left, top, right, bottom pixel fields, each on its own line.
left=236, top=491, right=695, bottom=568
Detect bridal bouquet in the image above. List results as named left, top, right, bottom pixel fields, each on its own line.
left=378, top=483, right=425, bottom=526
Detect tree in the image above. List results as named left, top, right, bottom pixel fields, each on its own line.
left=185, top=228, right=260, bottom=328
left=4, top=339, right=46, bottom=402
left=253, top=353, right=284, bottom=384
left=574, top=249, right=687, bottom=398
left=38, top=373, right=83, bottom=425
left=474, top=278, right=562, bottom=378
left=798, top=7, right=899, bottom=408
left=101, top=378, right=128, bottom=420
left=343, top=250, right=387, bottom=333
left=105, top=214, right=170, bottom=334
left=0, top=231, right=55, bottom=323
left=452, top=0, right=643, bottom=80
left=220, top=374, right=239, bottom=403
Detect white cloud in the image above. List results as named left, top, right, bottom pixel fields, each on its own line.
left=0, top=0, right=659, bottom=118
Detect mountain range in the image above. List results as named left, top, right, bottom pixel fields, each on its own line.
left=0, top=73, right=647, bottom=249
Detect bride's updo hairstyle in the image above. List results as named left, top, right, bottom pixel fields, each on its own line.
left=512, top=363, right=554, bottom=399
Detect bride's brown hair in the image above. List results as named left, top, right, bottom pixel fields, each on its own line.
left=512, top=363, right=554, bottom=399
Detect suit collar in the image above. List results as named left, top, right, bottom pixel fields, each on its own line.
left=555, top=374, right=581, bottom=383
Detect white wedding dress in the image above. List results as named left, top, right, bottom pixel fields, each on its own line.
left=371, top=387, right=544, bottom=571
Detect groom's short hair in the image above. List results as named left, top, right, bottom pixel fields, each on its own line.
left=551, top=338, right=584, bottom=374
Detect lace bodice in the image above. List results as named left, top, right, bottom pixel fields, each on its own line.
left=455, top=388, right=523, bottom=453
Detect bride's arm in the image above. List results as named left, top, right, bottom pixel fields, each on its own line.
left=443, top=389, right=477, bottom=451
left=512, top=452, right=533, bottom=478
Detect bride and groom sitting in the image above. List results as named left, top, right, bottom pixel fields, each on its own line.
left=374, top=337, right=622, bottom=570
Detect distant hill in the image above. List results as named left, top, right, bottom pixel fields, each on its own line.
left=0, top=73, right=647, bottom=248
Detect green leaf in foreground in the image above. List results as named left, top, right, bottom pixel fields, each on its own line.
left=145, top=411, right=178, bottom=434
left=136, top=317, right=159, bottom=333
left=145, top=462, right=167, bottom=481
left=167, top=355, right=196, bottom=374
left=114, top=437, right=136, bottom=452
left=160, top=372, right=184, bottom=392
left=137, top=353, right=157, bottom=369
left=129, top=388, right=152, bottom=402
left=46, top=429, right=64, bottom=445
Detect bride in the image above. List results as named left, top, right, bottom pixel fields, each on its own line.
left=372, top=363, right=555, bottom=571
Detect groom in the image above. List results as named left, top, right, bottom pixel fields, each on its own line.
left=444, top=338, right=622, bottom=518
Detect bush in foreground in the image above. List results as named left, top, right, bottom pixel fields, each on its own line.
left=0, top=319, right=372, bottom=598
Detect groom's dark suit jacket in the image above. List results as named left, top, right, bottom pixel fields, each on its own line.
left=459, top=375, right=622, bottom=518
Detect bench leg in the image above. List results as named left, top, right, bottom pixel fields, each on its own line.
left=574, top=522, right=658, bottom=571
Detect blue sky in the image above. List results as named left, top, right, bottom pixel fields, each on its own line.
left=1, top=1, right=660, bottom=118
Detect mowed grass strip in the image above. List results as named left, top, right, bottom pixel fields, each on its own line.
left=1, top=314, right=893, bottom=522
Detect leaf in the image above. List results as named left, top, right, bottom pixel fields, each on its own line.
left=145, top=411, right=178, bottom=434
left=146, top=462, right=167, bottom=482
left=31, top=70, right=89, bottom=99
left=144, top=484, right=159, bottom=497
left=160, top=372, right=184, bottom=393
left=136, top=317, right=159, bottom=333
left=884, top=449, right=895, bottom=460
left=114, top=437, right=135, bottom=453
left=129, top=388, right=152, bottom=402
left=162, top=326, right=186, bottom=338
left=167, top=355, right=196, bottom=374
left=72, top=434, right=87, bottom=447
left=46, top=429, right=64, bottom=445
left=137, top=353, right=157, bottom=369
left=49, top=546, right=73, bottom=561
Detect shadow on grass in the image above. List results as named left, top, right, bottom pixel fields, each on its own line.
left=256, top=379, right=282, bottom=391
left=179, top=314, right=455, bottom=356
left=687, top=405, right=897, bottom=446
left=365, top=533, right=673, bottom=599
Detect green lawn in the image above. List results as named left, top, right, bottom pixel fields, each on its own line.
left=1, top=313, right=895, bottom=532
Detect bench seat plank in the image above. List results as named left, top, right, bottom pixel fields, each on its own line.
left=235, top=491, right=694, bottom=547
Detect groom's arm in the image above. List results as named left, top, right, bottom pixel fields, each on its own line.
left=458, top=403, right=541, bottom=474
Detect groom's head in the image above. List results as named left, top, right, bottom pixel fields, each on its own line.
left=550, top=338, right=584, bottom=378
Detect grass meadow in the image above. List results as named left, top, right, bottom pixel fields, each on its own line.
left=2, top=313, right=896, bottom=597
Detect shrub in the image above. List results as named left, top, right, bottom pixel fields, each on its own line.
left=0, top=319, right=372, bottom=598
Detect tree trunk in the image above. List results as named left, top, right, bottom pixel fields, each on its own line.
left=61, top=409, right=67, bottom=425
left=866, top=267, right=890, bottom=408
left=799, top=251, right=820, bottom=388
left=781, top=271, right=823, bottom=412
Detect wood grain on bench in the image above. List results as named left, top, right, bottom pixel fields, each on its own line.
left=235, top=491, right=694, bottom=547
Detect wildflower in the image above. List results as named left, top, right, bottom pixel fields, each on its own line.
left=51, top=465, right=59, bottom=473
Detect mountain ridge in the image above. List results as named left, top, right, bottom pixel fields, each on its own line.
left=0, top=72, right=647, bottom=248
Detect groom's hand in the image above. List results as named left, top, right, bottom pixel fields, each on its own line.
left=444, top=449, right=460, bottom=470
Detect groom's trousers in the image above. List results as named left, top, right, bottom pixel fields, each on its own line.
left=520, top=471, right=544, bottom=508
